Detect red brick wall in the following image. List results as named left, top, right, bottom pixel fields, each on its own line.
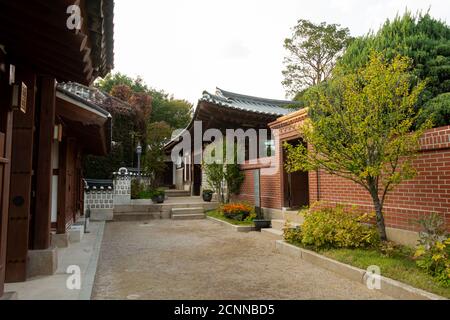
left=235, top=169, right=255, bottom=204
left=234, top=123, right=450, bottom=232
left=233, top=156, right=283, bottom=210
left=311, top=126, right=450, bottom=232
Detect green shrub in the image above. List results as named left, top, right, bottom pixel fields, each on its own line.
left=283, top=226, right=303, bottom=245
left=378, top=241, right=414, bottom=258
left=131, top=179, right=144, bottom=199
left=300, top=205, right=379, bottom=249
left=414, top=238, right=450, bottom=287
left=414, top=213, right=450, bottom=286
left=151, top=188, right=165, bottom=199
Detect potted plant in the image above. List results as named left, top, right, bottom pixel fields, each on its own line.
left=151, top=188, right=165, bottom=204
left=253, top=207, right=271, bottom=231
left=202, top=189, right=214, bottom=202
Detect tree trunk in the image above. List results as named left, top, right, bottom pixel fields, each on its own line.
left=370, top=192, right=388, bottom=241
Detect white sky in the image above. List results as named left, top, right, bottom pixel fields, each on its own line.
left=113, top=0, right=450, bottom=104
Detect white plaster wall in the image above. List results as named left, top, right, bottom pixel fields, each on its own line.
left=51, top=141, right=59, bottom=223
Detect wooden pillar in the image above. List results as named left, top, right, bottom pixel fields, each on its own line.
left=5, top=68, right=36, bottom=282
left=32, top=77, right=56, bottom=250
left=0, top=56, right=14, bottom=297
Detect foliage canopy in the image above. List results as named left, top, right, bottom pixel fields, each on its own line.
left=285, top=52, right=431, bottom=240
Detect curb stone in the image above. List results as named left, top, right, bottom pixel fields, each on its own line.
left=275, top=240, right=447, bottom=300
left=206, top=216, right=256, bottom=232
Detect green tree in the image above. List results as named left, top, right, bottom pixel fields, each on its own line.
left=144, top=121, right=173, bottom=186
left=97, top=72, right=153, bottom=94
left=282, top=19, right=352, bottom=97
left=338, top=11, right=450, bottom=121
left=417, top=93, right=450, bottom=127
left=152, top=98, right=193, bottom=129
left=284, top=52, right=431, bottom=241
left=97, top=72, right=192, bottom=129
left=203, top=141, right=244, bottom=203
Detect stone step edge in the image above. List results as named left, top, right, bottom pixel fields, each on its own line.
left=261, top=228, right=284, bottom=236
left=206, top=216, right=256, bottom=232
left=171, top=214, right=206, bottom=220
left=274, top=240, right=447, bottom=301
left=271, top=219, right=301, bottom=229
left=171, top=207, right=204, bottom=212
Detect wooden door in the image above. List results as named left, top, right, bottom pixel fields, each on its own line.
left=289, top=171, right=309, bottom=208
left=5, top=70, right=36, bottom=282
left=193, top=164, right=202, bottom=196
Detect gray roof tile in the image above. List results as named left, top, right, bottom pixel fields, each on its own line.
left=200, top=88, right=296, bottom=116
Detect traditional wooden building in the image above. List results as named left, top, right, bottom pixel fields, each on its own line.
left=166, top=89, right=450, bottom=245
left=164, top=88, right=295, bottom=195
left=0, top=0, right=114, bottom=298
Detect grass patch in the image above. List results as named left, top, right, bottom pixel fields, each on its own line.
left=207, top=210, right=254, bottom=226
left=318, top=247, right=450, bottom=298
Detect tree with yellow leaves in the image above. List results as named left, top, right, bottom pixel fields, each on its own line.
left=285, top=52, right=432, bottom=241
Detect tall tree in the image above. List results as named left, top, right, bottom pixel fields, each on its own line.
left=85, top=73, right=193, bottom=179
left=203, top=142, right=244, bottom=204
left=97, top=72, right=192, bottom=129
left=282, top=19, right=352, bottom=97
left=144, top=121, right=173, bottom=186
left=284, top=52, right=431, bottom=241
left=338, top=11, right=450, bottom=124
left=151, top=98, right=193, bottom=130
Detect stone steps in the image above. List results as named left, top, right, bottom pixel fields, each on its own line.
left=165, top=190, right=191, bottom=197
left=171, top=207, right=205, bottom=220
left=261, top=219, right=300, bottom=241
left=271, top=219, right=301, bottom=231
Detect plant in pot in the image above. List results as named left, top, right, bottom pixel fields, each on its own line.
left=202, top=189, right=214, bottom=202
left=253, top=207, right=271, bottom=231
left=151, top=188, right=165, bottom=204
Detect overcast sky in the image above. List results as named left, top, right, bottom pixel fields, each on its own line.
left=113, top=0, right=450, bottom=104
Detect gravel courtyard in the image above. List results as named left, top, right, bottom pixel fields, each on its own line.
left=92, top=219, right=392, bottom=300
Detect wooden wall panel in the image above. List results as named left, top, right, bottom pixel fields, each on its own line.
left=5, top=69, right=36, bottom=282
left=0, top=111, right=13, bottom=297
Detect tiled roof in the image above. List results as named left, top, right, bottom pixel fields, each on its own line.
left=200, top=88, right=296, bottom=116
left=57, top=82, right=133, bottom=116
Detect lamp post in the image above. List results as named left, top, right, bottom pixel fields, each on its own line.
left=136, top=142, right=142, bottom=180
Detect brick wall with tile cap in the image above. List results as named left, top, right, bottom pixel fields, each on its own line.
left=234, top=121, right=450, bottom=232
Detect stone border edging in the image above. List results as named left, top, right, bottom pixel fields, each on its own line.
left=78, top=221, right=106, bottom=300
left=275, top=240, right=447, bottom=300
left=206, top=216, right=256, bottom=232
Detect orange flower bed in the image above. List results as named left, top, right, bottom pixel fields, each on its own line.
left=221, top=203, right=254, bottom=221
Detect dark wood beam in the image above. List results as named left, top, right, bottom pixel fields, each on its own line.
left=0, top=30, right=91, bottom=75
left=0, top=8, right=88, bottom=53
left=32, top=77, right=56, bottom=250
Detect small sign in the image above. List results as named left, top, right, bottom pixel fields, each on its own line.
left=11, top=82, right=27, bottom=113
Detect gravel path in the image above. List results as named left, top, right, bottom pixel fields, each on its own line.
left=92, top=219, right=392, bottom=300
